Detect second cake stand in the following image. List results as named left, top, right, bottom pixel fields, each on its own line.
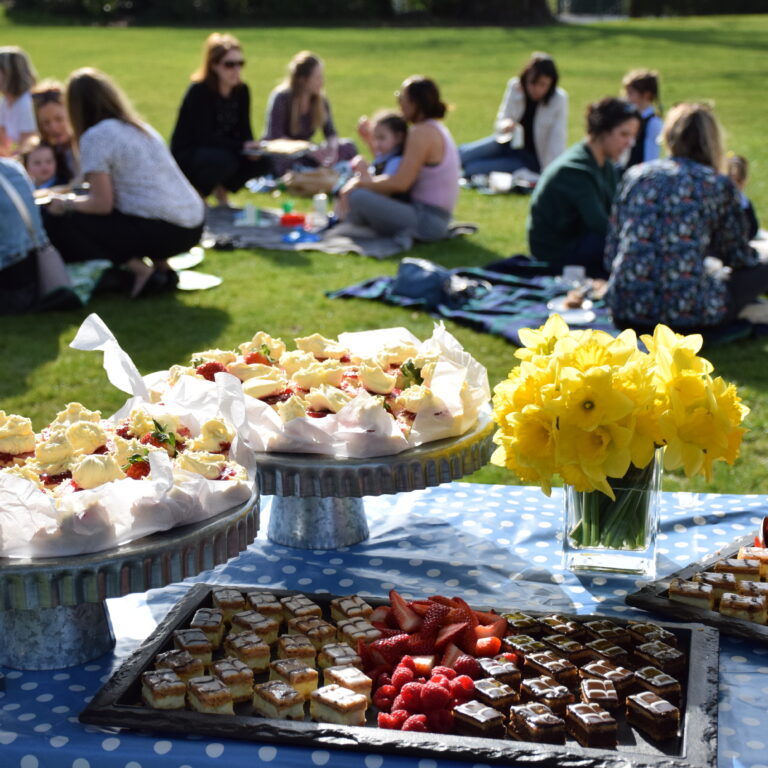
left=256, top=414, right=494, bottom=550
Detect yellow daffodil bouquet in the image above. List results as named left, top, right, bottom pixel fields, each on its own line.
left=491, top=315, right=749, bottom=552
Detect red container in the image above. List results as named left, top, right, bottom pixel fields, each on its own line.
left=280, top=213, right=306, bottom=227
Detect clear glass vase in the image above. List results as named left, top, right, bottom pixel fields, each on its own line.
left=562, top=451, right=662, bottom=577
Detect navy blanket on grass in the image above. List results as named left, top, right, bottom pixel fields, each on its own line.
left=327, top=255, right=756, bottom=347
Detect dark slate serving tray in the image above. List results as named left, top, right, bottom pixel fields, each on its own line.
left=626, top=534, right=768, bottom=643
left=80, top=584, right=719, bottom=768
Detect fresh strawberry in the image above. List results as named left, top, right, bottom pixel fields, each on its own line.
left=115, top=422, right=133, bottom=439
left=391, top=666, right=416, bottom=691
left=453, top=655, right=484, bottom=679
left=406, top=632, right=435, bottom=655
left=397, top=655, right=416, bottom=672
left=431, top=665, right=457, bottom=680
left=369, top=633, right=410, bottom=664
left=409, top=600, right=435, bottom=617
left=475, top=636, right=502, bottom=657
left=472, top=608, right=503, bottom=625
left=428, top=595, right=459, bottom=609
left=411, top=655, right=435, bottom=677
left=399, top=682, right=424, bottom=712
left=196, top=361, right=227, bottom=381
left=244, top=351, right=271, bottom=365
left=369, top=605, right=393, bottom=625
left=378, top=710, right=409, bottom=730
left=401, top=714, right=428, bottom=732
left=452, top=597, right=480, bottom=655
left=474, top=617, right=508, bottom=640
left=420, top=681, right=451, bottom=711
left=374, top=627, right=409, bottom=638
left=421, top=603, right=450, bottom=638
left=357, top=638, right=374, bottom=673
left=426, top=709, right=454, bottom=734
left=124, top=458, right=150, bottom=479
left=372, top=684, right=397, bottom=712
left=389, top=589, right=422, bottom=633
left=449, top=675, right=475, bottom=702
left=435, top=621, right=468, bottom=650
left=139, top=419, right=178, bottom=457
left=440, top=641, right=464, bottom=669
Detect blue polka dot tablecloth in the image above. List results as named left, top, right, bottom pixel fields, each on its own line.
left=2, top=483, right=768, bottom=768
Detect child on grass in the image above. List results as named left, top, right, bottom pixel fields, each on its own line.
left=621, top=69, right=663, bottom=169
left=21, top=140, right=57, bottom=189
left=728, top=154, right=760, bottom=241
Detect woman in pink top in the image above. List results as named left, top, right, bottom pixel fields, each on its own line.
left=340, top=76, right=459, bottom=241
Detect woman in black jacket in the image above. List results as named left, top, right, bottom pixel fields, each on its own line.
left=171, top=33, right=266, bottom=206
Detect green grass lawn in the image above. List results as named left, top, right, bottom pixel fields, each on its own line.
left=2, top=13, right=767, bottom=493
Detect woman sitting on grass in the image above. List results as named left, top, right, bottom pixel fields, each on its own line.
left=526, top=97, right=640, bottom=278
left=339, top=76, right=460, bottom=242
left=0, top=46, right=39, bottom=157
left=171, top=32, right=266, bottom=206
left=43, top=68, right=205, bottom=299
left=459, top=52, right=568, bottom=179
left=262, top=50, right=357, bottom=174
left=31, top=80, right=78, bottom=184
left=604, top=103, right=768, bottom=331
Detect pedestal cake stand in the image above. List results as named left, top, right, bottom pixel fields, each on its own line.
left=0, top=494, right=259, bottom=670
left=257, top=414, right=494, bottom=550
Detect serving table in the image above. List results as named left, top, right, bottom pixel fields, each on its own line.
left=1, top=482, right=766, bottom=768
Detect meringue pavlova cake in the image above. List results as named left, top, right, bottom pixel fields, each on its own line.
left=156, top=325, right=490, bottom=458
left=0, top=402, right=253, bottom=558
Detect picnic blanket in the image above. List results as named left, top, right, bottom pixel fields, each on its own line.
left=204, top=205, right=477, bottom=260
left=328, top=255, right=759, bottom=347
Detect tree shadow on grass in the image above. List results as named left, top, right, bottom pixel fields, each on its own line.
left=0, top=295, right=230, bottom=399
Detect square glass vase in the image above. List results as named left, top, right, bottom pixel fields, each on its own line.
left=562, top=454, right=661, bottom=578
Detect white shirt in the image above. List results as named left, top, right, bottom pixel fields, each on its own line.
left=80, top=118, right=204, bottom=228
left=0, top=91, right=37, bottom=144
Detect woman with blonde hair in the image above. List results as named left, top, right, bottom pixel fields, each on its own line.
left=262, top=50, right=356, bottom=173
left=0, top=46, right=39, bottom=156
left=171, top=32, right=265, bottom=205
left=44, top=68, right=204, bottom=298
left=31, top=79, right=77, bottom=183
left=605, top=102, right=768, bottom=330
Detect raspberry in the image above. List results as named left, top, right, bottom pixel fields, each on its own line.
left=196, top=361, right=227, bottom=381
left=399, top=682, right=424, bottom=712
left=429, top=674, right=451, bottom=690
left=391, top=694, right=410, bottom=713
left=398, top=655, right=416, bottom=672
left=374, top=672, right=392, bottom=690
left=391, top=666, right=416, bottom=691
left=378, top=710, right=409, bottom=730
left=431, top=665, right=457, bottom=680
left=426, top=709, right=454, bottom=734
left=401, top=714, right=428, bottom=732
left=449, top=675, right=475, bottom=702
left=420, top=681, right=451, bottom=711
left=372, top=684, right=397, bottom=712
left=453, top=654, right=484, bottom=679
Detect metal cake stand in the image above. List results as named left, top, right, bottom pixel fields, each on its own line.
left=0, top=493, right=259, bottom=670
left=257, top=414, right=495, bottom=550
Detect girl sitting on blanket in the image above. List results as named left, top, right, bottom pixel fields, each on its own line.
left=604, top=103, right=768, bottom=331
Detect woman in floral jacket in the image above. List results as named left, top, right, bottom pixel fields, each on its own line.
left=604, top=103, right=768, bottom=330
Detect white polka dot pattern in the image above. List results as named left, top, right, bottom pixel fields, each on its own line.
left=0, top=485, right=766, bottom=766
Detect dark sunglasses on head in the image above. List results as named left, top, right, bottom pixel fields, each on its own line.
left=32, top=89, right=63, bottom=105
left=222, top=59, right=246, bottom=69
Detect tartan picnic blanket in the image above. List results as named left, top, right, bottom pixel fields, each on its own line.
left=327, top=256, right=757, bottom=347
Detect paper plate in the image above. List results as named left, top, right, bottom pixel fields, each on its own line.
left=167, top=248, right=205, bottom=272
left=176, top=270, right=222, bottom=291
left=546, top=296, right=593, bottom=313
